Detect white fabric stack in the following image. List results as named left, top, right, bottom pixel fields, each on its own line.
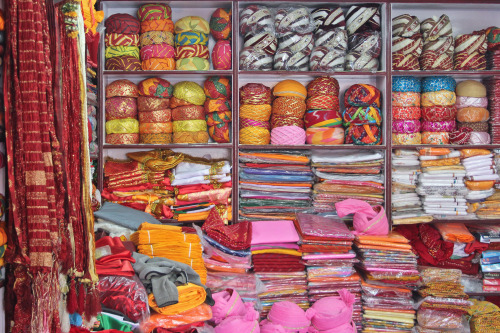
left=463, top=153, right=497, bottom=203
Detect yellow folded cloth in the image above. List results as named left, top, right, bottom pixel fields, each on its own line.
left=149, top=283, right=206, bottom=315
left=251, top=249, right=302, bottom=256
left=362, top=314, right=415, bottom=324
left=131, top=229, right=201, bottom=245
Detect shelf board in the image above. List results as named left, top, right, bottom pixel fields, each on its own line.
left=103, top=70, right=233, bottom=76
left=104, top=143, right=233, bottom=149
left=239, top=144, right=386, bottom=150
left=467, top=291, right=500, bottom=297
left=392, top=144, right=500, bottom=150
left=392, top=70, right=500, bottom=77
left=430, top=219, right=500, bottom=224
left=239, top=70, right=387, bottom=77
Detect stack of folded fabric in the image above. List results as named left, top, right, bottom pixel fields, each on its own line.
left=137, top=3, right=175, bottom=71
left=270, top=80, right=307, bottom=145
left=391, top=149, right=433, bottom=225
left=355, top=232, right=418, bottom=332
left=481, top=247, right=500, bottom=292
left=454, top=30, right=487, bottom=70
left=105, top=79, right=140, bottom=144
left=238, top=150, right=312, bottom=220
left=137, top=77, right=173, bottom=144
left=420, top=76, right=457, bottom=145
left=310, top=6, right=347, bottom=71
left=239, top=83, right=272, bottom=145
left=345, top=4, right=381, bottom=71
left=456, top=80, right=491, bottom=144
left=304, top=76, right=344, bottom=145
left=485, top=78, right=500, bottom=143
left=171, top=81, right=208, bottom=143
left=95, top=236, right=136, bottom=277
left=311, top=150, right=384, bottom=212
left=392, top=14, right=422, bottom=70
left=486, top=26, right=500, bottom=70
left=294, top=213, right=362, bottom=328
left=467, top=299, right=500, bottom=333
left=343, top=83, right=382, bottom=145
left=174, top=16, right=210, bottom=70
left=420, top=14, right=454, bottom=70
left=462, top=149, right=497, bottom=214
left=104, top=13, right=141, bottom=71
left=204, top=76, right=231, bottom=143
left=392, top=76, right=422, bottom=145
left=239, top=5, right=276, bottom=71
left=210, top=8, right=232, bottom=70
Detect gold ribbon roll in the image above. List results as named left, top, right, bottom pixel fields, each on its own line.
left=239, top=104, right=272, bottom=121
left=173, top=120, right=207, bottom=132
left=106, top=118, right=139, bottom=134
left=106, top=133, right=140, bottom=144
left=139, top=122, right=173, bottom=134
left=140, top=133, right=173, bottom=144
left=173, top=131, right=209, bottom=143
left=239, top=126, right=270, bottom=145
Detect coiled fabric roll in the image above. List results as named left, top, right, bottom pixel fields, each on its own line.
left=173, top=131, right=210, bottom=143
left=306, top=95, right=340, bottom=111
left=176, top=58, right=210, bottom=71
left=170, top=96, right=192, bottom=109
left=204, top=76, right=232, bottom=99
left=457, top=121, right=489, bottom=132
left=421, top=120, right=456, bottom=132
left=449, top=127, right=472, bottom=145
left=140, top=19, right=174, bottom=33
left=175, top=45, right=210, bottom=59
left=140, top=133, right=173, bottom=144
left=344, top=124, right=381, bottom=145
left=270, top=126, right=306, bottom=145
left=174, top=16, right=210, bottom=34
left=106, top=79, right=139, bottom=98
left=139, top=122, right=173, bottom=134
left=137, top=4, right=172, bottom=21
left=138, top=96, right=170, bottom=112
left=392, top=76, right=421, bottom=92
left=105, top=97, right=138, bottom=120
left=140, top=31, right=174, bottom=47
left=205, top=98, right=231, bottom=112
left=239, top=126, right=270, bottom=145
left=239, top=118, right=270, bottom=130
left=421, top=105, right=457, bottom=121
left=455, top=96, right=488, bottom=109
left=239, top=104, right=272, bottom=121
left=172, top=120, right=207, bottom=132
left=422, top=76, right=457, bottom=92
left=307, top=77, right=340, bottom=98
left=304, top=109, right=342, bottom=128
left=213, top=41, right=232, bottom=72
left=105, top=13, right=140, bottom=34
left=140, top=44, right=175, bottom=61
left=141, top=58, right=175, bottom=70
left=392, top=132, right=422, bottom=145
left=469, top=132, right=491, bottom=144
left=305, top=127, right=344, bottom=145
left=392, top=106, right=421, bottom=120
left=174, top=31, right=209, bottom=47
left=138, top=78, right=173, bottom=98
left=392, top=120, right=421, bottom=134
left=138, top=109, right=172, bottom=123
left=106, top=133, right=140, bottom=144
left=456, top=107, right=490, bottom=122
left=343, top=106, right=382, bottom=125
left=421, top=131, right=450, bottom=144
left=392, top=53, right=420, bottom=70
left=106, top=118, right=140, bottom=134
left=172, top=106, right=205, bottom=121
left=105, top=46, right=140, bottom=59
left=173, top=81, right=206, bottom=106
left=421, top=90, right=456, bottom=107
left=105, top=56, right=141, bottom=71
left=270, top=115, right=304, bottom=129
left=240, top=83, right=272, bottom=105
left=105, top=33, right=139, bottom=47
left=209, top=123, right=230, bottom=143
left=206, top=111, right=231, bottom=126
left=344, top=83, right=381, bottom=107
left=392, top=92, right=420, bottom=107
left=272, top=97, right=307, bottom=117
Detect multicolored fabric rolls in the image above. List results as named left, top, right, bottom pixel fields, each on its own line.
left=105, top=33, right=139, bottom=47
left=138, top=109, right=172, bottom=123
left=140, top=31, right=174, bottom=47
left=392, top=133, right=422, bottom=145
left=105, top=14, right=140, bottom=34
left=173, top=120, right=207, bottom=132
left=421, top=120, right=456, bottom=132
left=106, top=133, right=140, bottom=145
left=205, top=98, right=231, bottom=113
left=343, top=106, right=382, bottom=126
left=173, top=81, right=206, bottom=106
left=105, top=97, right=138, bottom=120
left=240, top=83, right=272, bottom=105
left=344, top=124, right=382, bottom=145
left=176, top=58, right=210, bottom=71
left=172, top=106, right=205, bottom=121
left=305, top=127, right=344, bottom=145
left=457, top=121, right=489, bottom=132
left=140, top=133, right=173, bottom=144
left=138, top=96, right=170, bottom=112
left=392, top=120, right=421, bottom=134
left=138, top=78, right=173, bottom=98
left=175, top=45, right=209, bottom=59
left=392, top=92, right=420, bottom=107
left=239, top=104, right=271, bottom=121
left=306, top=95, right=339, bottom=111
left=141, top=58, right=175, bottom=70
left=304, top=110, right=342, bottom=128
left=421, top=131, right=450, bottom=145
left=208, top=122, right=230, bottom=143
left=420, top=36, right=454, bottom=70
left=206, top=111, right=231, bottom=126
left=344, top=84, right=381, bottom=108
left=105, top=55, right=141, bottom=71
left=173, top=131, right=209, bottom=143
left=141, top=19, right=174, bottom=33
left=105, top=46, right=140, bottom=59
left=270, top=126, right=306, bottom=145
left=421, top=105, right=457, bottom=121
left=239, top=83, right=271, bottom=145
left=212, top=40, right=232, bottom=70
left=140, top=44, right=175, bottom=61
left=106, top=79, right=139, bottom=98
left=139, top=122, right=173, bottom=134
left=422, top=76, right=457, bottom=93
left=392, top=106, right=421, bottom=120
left=392, top=76, right=421, bottom=93
left=210, top=8, right=232, bottom=41
left=204, top=76, right=231, bottom=99
left=137, top=4, right=172, bottom=21
left=307, top=77, right=340, bottom=98
left=273, top=97, right=307, bottom=118
left=174, top=31, right=208, bottom=47
left=105, top=80, right=139, bottom=140
left=449, top=127, right=472, bottom=145
left=106, top=118, right=140, bottom=134
left=421, top=90, right=456, bottom=107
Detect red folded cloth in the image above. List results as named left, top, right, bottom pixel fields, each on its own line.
left=202, top=207, right=251, bottom=251
left=95, top=236, right=135, bottom=277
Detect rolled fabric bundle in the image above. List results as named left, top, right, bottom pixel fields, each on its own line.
left=392, top=132, right=422, bottom=145
left=239, top=5, right=274, bottom=35
left=205, top=98, right=231, bottom=113
left=209, top=122, right=230, bottom=143
left=277, top=32, right=314, bottom=55
left=240, top=83, right=272, bottom=105
left=456, top=107, right=490, bottom=122
left=105, top=55, right=141, bottom=71
left=421, top=120, right=456, bottom=132
left=139, top=122, right=173, bottom=134
left=270, top=126, right=306, bottom=145
left=307, top=76, right=340, bottom=98
left=312, top=7, right=345, bottom=33
left=421, top=105, right=457, bottom=121
left=239, top=104, right=272, bottom=121
left=344, top=83, right=381, bottom=107
left=469, top=131, right=491, bottom=144
left=243, top=32, right=278, bottom=55
left=466, top=180, right=495, bottom=191
left=306, top=127, right=344, bottom=145
left=105, top=33, right=139, bottom=47
left=392, top=92, right=420, bottom=107
left=273, top=96, right=307, bottom=117
left=106, top=133, right=140, bottom=145
left=105, top=46, right=139, bottom=59
left=345, top=5, right=381, bottom=35
left=455, top=31, right=487, bottom=55
left=273, top=48, right=309, bottom=71
left=274, top=6, right=313, bottom=34
left=239, top=126, right=270, bottom=145
left=172, top=106, right=205, bottom=121
left=392, top=14, right=420, bottom=37
left=392, top=120, right=421, bottom=134
left=423, top=35, right=454, bottom=55
left=392, top=106, right=421, bottom=120
left=174, top=16, right=210, bottom=34
left=421, top=131, right=450, bottom=145
left=313, top=29, right=348, bottom=50
left=141, top=58, right=175, bottom=70
left=392, top=53, right=420, bottom=70
left=138, top=78, right=173, bottom=99
left=173, top=120, right=207, bottom=132
left=422, top=76, right=456, bottom=93
left=343, top=106, right=382, bottom=125
left=175, top=45, right=209, bottom=59
left=204, top=76, right=231, bottom=99
left=137, top=4, right=172, bottom=21
left=392, top=35, right=423, bottom=56
left=344, top=124, right=382, bottom=145
left=174, top=32, right=208, bottom=47
left=309, top=46, right=346, bottom=72
left=170, top=96, right=193, bottom=109
left=138, top=109, right=172, bottom=123
left=212, top=40, right=232, bottom=70
left=173, top=131, right=210, bottom=144
left=106, top=79, right=139, bottom=98
left=449, top=127, right=472, bottom=145
left=210, top=8, right=232, bottom=41
left=421, top=91, right=456, bottom=107
left=306, top=95, right=339, bottom=111
left=140, top=133, right=173, bottom=144
left=105, top=97, right=138, bottom=120
left=106, top=118, right=139, bottom=134
left=392, top=76, right=421, bottom=93
left=176, top=58, right=210, bottom=71
left=138, top=96, right=170, bottom=112
left=420, top=49, right=453, bottom=71
left=174, top=81, right=206, bottom=106
left=454, top=52, right=487, bottom=70
left=455, top=96, right=488, bottom=109
left=304, top=109, right=342, bottom=128
left=273, top=80, right=307, bottom=100
left=206, top=111, right=231, bottom=126
left=421, top=15, right=452, bottom=41
left=140, top=31, right=174, bottom=47
left=456, top=80, right=487, bottom=98
left=457, top=121, right=489, bottom=132
left=239, top=118, right=270, bottom=130
left=105, top=14, right=140, bottom=35
left=239, top=47, right=273, bottom=71
left=270, top=115, right=304, bottom=129
left=344, top=51, right=378, bottom=72
left=140, top=19, right=174, bottom=33
left=348, top=30, right=382, bottom=57
left=140, top=44, right=175, bottom=61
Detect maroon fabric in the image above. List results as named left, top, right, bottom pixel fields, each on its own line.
left=202, top=207, right=251, bottom=251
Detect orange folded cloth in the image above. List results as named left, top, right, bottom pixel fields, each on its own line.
left=142, top=304, right=212, bottom=333
left=434, top=223, right=475, bottom=243
left=356, top=232, right=410, bottom=244
left=148, top=283, right=206, bottom=315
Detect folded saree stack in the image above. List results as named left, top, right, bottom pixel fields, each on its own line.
left=311, top=150, right=385, bottom=214
left=392, top=149, right=433, bottom=225
left=239, top=150, right=313, bottom=220
left=471, top=224, right=500, bottom=292
left=355, top=232, right=418, bottom=332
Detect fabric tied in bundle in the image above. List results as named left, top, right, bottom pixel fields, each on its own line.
left=421, top=131, right=450, bottom=144
left=141, top=58, right=175, bottom=71
left=420, top=36, right=454, bottom=70
left=107, top=133, right=140, bottom=145
left=305, top=127, right=344, bottom=145
left=210, top=8, right=232, bottom=41
left=344, top=124, right=381, bottom=145
left=342, top=106, right=382, bottom=126
left=392, top=106, right=421, bottom=120
left=209, top=122, right=230, bottom=143
left=304, top=110, right=342, bottom=128
left=344, top=84, right=381, bottom=108
left=454, top=30, right=487, bottom=70
left=105, top=97, right=138, bottom=120
left=421, top=14, right=452, bottom=41
left=392, top=120, right=421, bottom=134
left=176, top=58, right=210, bottom=71
left=140, top=31, right=174, bottom=47
left=173, top=131, right=209, bottom=144
left=335, top=198, right=388, bottom=235
left=137, top=4, right=172, bottom=21
left=106, top=118, right=140, bottom=134
left=105, top=56, right=141, bottom=71
left=392, top=34, right=423, bottom=70
left=106, top=13, right=140, bottom=34
left=204, top=76, right=231, bottom=99
left=421, top=120, right=456, bottom=132
left=392, top=132, right=422, bottom=145
left=270, top=126, right=306, bottom=145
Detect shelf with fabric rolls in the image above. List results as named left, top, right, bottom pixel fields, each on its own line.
left=239, top=70, right=387, bottom=77
left=103, top=143, right=233, bottom=149
left=392, top=71, right=500, bottom=78
left=239, top=144, right=386, bottom=150
left=392, top=145, right=500, bottom=150
left=103, top=70, right=234, bottom=76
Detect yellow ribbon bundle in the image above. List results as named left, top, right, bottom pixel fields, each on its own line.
left=148, top=283, right=206, bottom=315
left=173, top=120, right=207, bottom=132
left=239, top=126, right=270, bottom=145
left=173, top=131, right=210, bottom=144
left=105, top=118, right=139, bottom=134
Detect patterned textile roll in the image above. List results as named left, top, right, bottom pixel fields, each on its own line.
left=106, top=118, right=139, bottom=134
left=457, top=121, right=489, bottom=132
left=392, top=120, right=421, bottom=134
left=486, top=26, right=500, bottom=51
left=455, top=96, right=488, bottom=109
left=209, top=122, right=230, bottom=143
left=210, top=8, right=232, bottom=41
left=392, top=14, right=420, bottom=37
left=212, top=40, right=232, bottom=70
left=454, top=52, right=487, bottom=71
left=348, top=31, right=382, bottom=57
left=140, top=31, right=174, bottom=47
left=392, top=53, right=420, bottom=70
left=392, top=133, right=422, bottom=145
left=304, top=109, right=342, bottom=128
left=421, top=105, right=457, bottom=121
left=456, top=107, right=490, bottom=122
left=422, top=76, right=456, bottom=93
left=138, top=78, right=173, bottom=99
left=173, top=131, right=209, bottom=144
left=274, top=7, right=313, bottom=34
left=172, top=105, right=205, bottom=121
left=170, top=96, right=192, bottom=109
left=421, top=131, right=450, bottom=145
left=140, top=133, right=173, bottom=144
left=105, top=33, right=139, bottom=47
left=344, top=84, right=381, bottom=108
left=306, top=95, right=340, bottom=111
left=456, top=80, right=487, bottom=98
left=239, top=126, right=270, bottom=145
left=311, top=7, right=345, bottom=33
left=174, top=16, right=210, bottom=34
left=240, top=83, right=272, bottom=105
left=270, top=126, right=306, bottom=145
left=137, top=4, right=172, bottom=21
left=204, top=76, right=231, bottom=99
left=239, top=47, right=273, bottom=71
left=345, top=51, right=378, bottom=72
left=139, top=122, right=173, bottom=134
left=392, top=106, right=421, bottom=120
left=392, top=35, right=423, bottom=56
left=243, top=32, right=278, bottom=55
left=175, top=45, right=209, bottom=59
left=239, top=104, right=272, bottom=121
left=106, top=133, right=140, bottom=145
left=344, top=124, right=382, bottom=145
left=314, top=29, right=348, bottom=50
left=173, top=120, right=207, bottom=132
left=455, top=31, right=487, bottom=55
left=469, top=132, right=491, bottom=144
left=306, top=127, right=344, bottom=145
left=240, top=118, right=270, bottom=130
left=106, top=79, right=139, bottom=98
left=277, top=32, right=314, bottom=55
left=343, top=106, right=382, bottom=125
left=239, top=5, right=274, bottom=35
left=140, top=44, right=175, bottom=61
left=422, top=36, right=454, bottom=56
left=174, top=32, right=208, bottom=47
left=309, top=47, right=346, bottom=72
left=174, top=81, right=206, bottom=106
left=105, top=46, right=139, bottom=59
left=273, top=49, right=309, bottom=71
left=273, top=96, right=306, bottom=117
left=392, top=76, right=421, bottom=93
left=206, top=111, right=231, bottom=126
left=421, top=14, right=452, bottom=41
left=176, top=58, right=210, bottom=71
left=449, top=127, right=472, bottom=145
left=421, top=91, right=456, bottom=107
left=345, top=5, right=381, bottom=35
left=140, top=19, right=174, bottom=34
left=138, top=109, right=172, bottom=123
left=105, top=14, right=140, bottom=35
left=270, top=115, right=304, bottom=129
left=138, top=96, right=170, bottom=112
left=273, top=80, right=307, bottom=100
left=420, top=49, right=453, bottom=71
left=421, top=120, right=456, bottom=132
left=141, top=58, right=175, bottom=70
left=205, top=98, right=231, bottom=113
left=105, top=97, right=138, bottom=120
left=307, top=77, right=340, bottom=98
left=105, top=56, right=139, bottom=72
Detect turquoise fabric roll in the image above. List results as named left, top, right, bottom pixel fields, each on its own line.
left=392, top=76, right=421, bottom=93
left=174, top=31, right=208, bottom=47
left=422, top=76, right=457, bottom=93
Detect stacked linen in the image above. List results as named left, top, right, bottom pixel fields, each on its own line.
left=474, top=151, right=500, bottom=219
left=105, top=79, right=140, bottom=144
left=391, top=149, right=433, bottom=225
left=392, top=76, right=422, bottom=145
left=238, top=150, right=312, bottom=220
left=174, top=16, right=210, bottom=70
left=311, top=150, right=384, bottom=213
left=104, top=13, right=141, bottom=71
left=420, top=15, right=454, bottom=71
left=392, top=14, right=422, bottom=70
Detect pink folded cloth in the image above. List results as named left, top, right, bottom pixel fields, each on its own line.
left=302, top=253, right=356, bottom=260
left=251, top=220, right=300, bottom=245
left=251, top=243, right=300, bottom=251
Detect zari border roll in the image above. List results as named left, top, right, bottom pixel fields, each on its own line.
left=392, top=106, right=421, bottom=120
left=140, top=133, right=173, bottom=144
left=106, top=118, right=139, bottom=134
left=392, top=120, right=421, bottom=134
left=106, top=79, right=139, bottom=98
left=173, top=131, right=209, bottom=143
left=105, top=46, right=139, bottom=59
left=137, top=4, right=172, bottom=21
left=421, top=105, right=457, bottom=121
left=421, top=90, right=456, bottom=107
left=205, top=98, right=231, bottom=113
left=239, top=126, right=270, bottom=145
left=392, top=132, right=422, bottom=145
left=138, top=96, right=170, bottom=112
left=142, top=58, right=175, bottom=71
left=239, top=83, right=272, bottom=105
left=140, top=31, right=174, bottom=47
left=138, top=109, right=172, bottom=123
left=175, top=45, right=210, bottom=60
left=139, top=122, right=173, bottom=134
left=105, top=97, right=138, bottom=120
left=173, top=120, right=207, bottom=132
left=106, top=133, right=140, bottom=144
left=172, top=106, right=205, bottom=121
left=421, top=131, right=450, bottom=145
left=105, top=55, right=141, bottom=71
left=305, top=127, right=345, bottom=145
left=239, top=104, right=271, bottom=121
left=392, top=92, right=420, bottom=107
left=272, top=96, right=307, bottom=118
left=140, top=19, right=174, bottom=34
left=105, top=33, right=139, bottom=47
left=240, top=118, right=270, bottom=130
left=457, top=121, right=489, bottom=132
left=421, top=120, right=456, bottom=132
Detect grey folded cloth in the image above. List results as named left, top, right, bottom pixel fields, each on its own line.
left=94, top=202, right=160, bottom=230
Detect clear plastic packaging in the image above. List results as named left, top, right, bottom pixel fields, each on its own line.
left=310, top=46, right=345, bottom=72
left=295, top=212, right=354, bottom=240
left=243, top=32, right=278, bottom=55
left=206, top=272, right=266, bottom=296
left=419, top=266, right=462, bottom=285
left=348, top=31, right=382, bottom=57
left=277, top=32, right=314, bottom=55
left=345, top=51, right=379, bottom=72
left=314, top=28, right=348, bottom=51
left=416, top=309, right=464, bottom=329
left=273, top=48, right=309, bottom=71
left=239, top=47, right=273, bottom=71
left=274, top=6, right=315, bottom=35
left=240, top=5, right=275, bottom=35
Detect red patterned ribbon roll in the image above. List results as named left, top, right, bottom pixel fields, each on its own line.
left=392, top=53, right=420, bottom=70
left=240, top=118, right=270, bottom=130
left=105, top=14, right=140, bottom=34
left=344, top=84, right=381, bottom=108
left=240, top=83, right=272, bottom=105
left=204, top=98, right=231, bottom=113
left=392, top=35, right=423, bottom=56
left=306, top=95, right=340, bottom=111
left=307, top=77, right=340, bottom=98
left=206, top=111, right=231, bottom=126
left=455, top=31, right=487, bottom=55
left=139, top=133, right=173, bottom=144
left=270, top=115, right=304, bottom=129
left=106, top=79, right=139, bottom=98
left=457, top=121, right=489, bottom=132
left=454, top=52, right=487, bottom=70
left=105, top=56, right=141, bottom=71
left=272, top=96, right=307, bottom=117
left=175, top=45, right=210, bottom=59
left=172, top=105, right=205, bottom=121
left=421, top=120, right=456, bottom=132
left=140, top=44, right=175, bottom=61
left=140, top=19, right=174, bottom=34
left=105, top=33, right=139, bottom=47
left=137, top=96, right=170, bottom=112
left=105, top=97, right=138, bottom=120
left=449, top=127, right=473, bottom=145
left=392, top=120, right=421, bottom=134
left=209, top=123, right=230, bottom=143
left=304, top=109, right=342, bottom=128
left=392, top=106, right=421, bottom=120
left=137, top=4, right=172, bottom=21
left=106, top=133, right=140, bottom=144
left=392, top=92, right=420, bottom=107
left=138, top=109, right=172, bottom=123
left=421, top=105, right=457, bottom=121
